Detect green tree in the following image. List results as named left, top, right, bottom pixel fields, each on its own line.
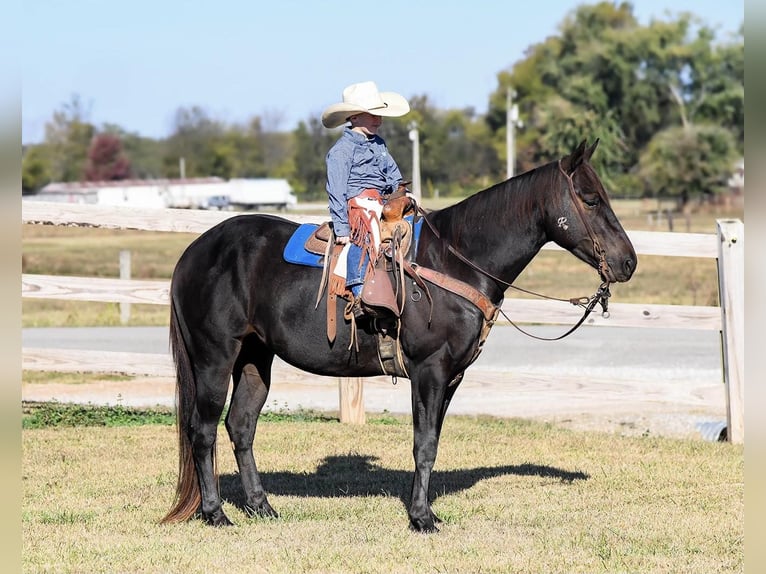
left=44, top=94, right=95, bottom=182
left=684, top=25, right=744, bottom=148
left=291, top=117, right=337, bottom=201
left=22, top=145, right=52, bottom=193
left=163, top=106, right=226, bottom=178
left=161, top=108, right=293, bottom=180
left=381, top=94, right=501, bottom=197
left=637, top=125, right=737, bottom=205
left=255, top=116, right=294, bottom=179
left=486, top=2, right=743, bottom=199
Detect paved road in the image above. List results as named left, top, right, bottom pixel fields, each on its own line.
left=22, top=325, right=726, bottom=438
left=21, top=324, right=723, bottom=381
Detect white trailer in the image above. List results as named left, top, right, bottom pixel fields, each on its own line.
left=226, top=178, right=297, bottom=210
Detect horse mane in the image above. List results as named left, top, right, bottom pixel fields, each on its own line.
left=434, top=159, right=561, bottom=241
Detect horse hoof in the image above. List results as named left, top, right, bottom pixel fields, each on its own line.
left=244, top=502, right=279, bottom=519
left=204, top=511, right=234, bottom=527
left=409, top=519, right=440, bottom=534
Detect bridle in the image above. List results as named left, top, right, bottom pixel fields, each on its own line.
left=557, top=159, right=611, bottom=282
left=416, top=161, right=613, bottom=341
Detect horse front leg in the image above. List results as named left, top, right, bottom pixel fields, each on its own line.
left=225, top=346, right=278, bottom=519
left=408, top=366, right=455, bottom=533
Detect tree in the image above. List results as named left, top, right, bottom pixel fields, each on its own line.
left=22, top=145, right=52, bottom=193
left=85, top=133, right=131, bottom=181
left=685, top=25, right=744, bottom=149
left=485, top=2, right=743, bottom=199
left=161, top=107, right=294, bottom=180
left=381, top=94, right=501, bottom=197
left=101, top=123, right=166, bottom=179
left=291, top=117, right=336, bottom=201
left=44, top=94, right=95, bottom=182
left=163, top=106, right=226, bottom=177
left=637, top=124, right=737, bottom=205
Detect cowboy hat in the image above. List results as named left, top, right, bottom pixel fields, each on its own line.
left=321, top=81, right=410, bottom=129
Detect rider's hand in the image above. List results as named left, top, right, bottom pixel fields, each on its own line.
left=336, top=236, right=350, bottom=245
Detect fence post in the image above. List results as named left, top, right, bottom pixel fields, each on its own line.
left=339, top=377, right=365, bottom=424
left=119, top=250, right=131, bottom=325
left=716, top=219, right=744, bottom=444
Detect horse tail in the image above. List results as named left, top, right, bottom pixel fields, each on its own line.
left=160, top=289, right=201, bottom=524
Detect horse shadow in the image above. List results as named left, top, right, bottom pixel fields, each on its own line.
left=220, top=453, right=589, bottom=514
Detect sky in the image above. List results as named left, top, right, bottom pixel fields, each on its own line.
left=21, top=0, right=744, bottom=144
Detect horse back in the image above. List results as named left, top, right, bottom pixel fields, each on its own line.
left=170, top=213, right=387, bottom=375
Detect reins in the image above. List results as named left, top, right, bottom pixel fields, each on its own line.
left=415, top=162, right=613, bottom=341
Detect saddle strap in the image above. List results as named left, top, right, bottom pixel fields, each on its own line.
left=409, top=265, right=497, bottom=322
left=325, top=243, right=347, bottom=344
left=327, top=291, right=337, bottom=343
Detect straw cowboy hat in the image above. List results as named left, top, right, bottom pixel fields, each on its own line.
left=322, top=81, right=410, bottom=129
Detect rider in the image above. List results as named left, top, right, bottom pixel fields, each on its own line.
left=322, top=81, right=411, bottom=319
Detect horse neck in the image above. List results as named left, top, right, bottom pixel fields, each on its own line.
left=423, top=170, right=550, bottom=299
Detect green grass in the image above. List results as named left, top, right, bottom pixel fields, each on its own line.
left=22, top=401, right=177, bottom=428
left=22, top=410, right=744, bottom=574
left=20, top=399, right=346, bottom=429
left=23, top=371, right=133, bottom=385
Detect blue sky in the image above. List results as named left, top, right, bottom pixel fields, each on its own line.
left=21, top=0, right=743, bottom=144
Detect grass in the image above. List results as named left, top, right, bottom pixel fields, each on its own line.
left=22, top=401, right=177, bottom=428
left=22, top=371, right=133, bottom=385
left=21, top=406, right=744, bottom=574
left=20, top=400, right=339, bottom=429
left=21, top=201, right=743, bottom=327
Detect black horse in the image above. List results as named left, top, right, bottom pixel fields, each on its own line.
left=161, top=139, right=636, bottom=532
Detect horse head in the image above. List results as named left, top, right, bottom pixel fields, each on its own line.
left=546, top=139, right=637, bottom=284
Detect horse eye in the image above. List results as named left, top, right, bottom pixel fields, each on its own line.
left=580, top=190, right=600, bottom=208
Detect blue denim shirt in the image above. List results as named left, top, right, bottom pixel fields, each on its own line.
left=325, top=127, right=403, bottom=237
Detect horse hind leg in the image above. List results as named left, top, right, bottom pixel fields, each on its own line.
left=225, top=337, right=278, bottom=519
left=161, top=307, right=237, bottom=527
left=189, top=362, right=237, bottom=526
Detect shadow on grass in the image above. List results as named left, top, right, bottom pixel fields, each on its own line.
left=220, top=453, right=588, bottom=513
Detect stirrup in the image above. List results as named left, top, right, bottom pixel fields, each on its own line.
left=351, top=297, right=365, bottom=320
left=344, top=298, right=366, bottom=321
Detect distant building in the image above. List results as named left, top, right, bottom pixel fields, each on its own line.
left=25, top=177, right=298, bottom=210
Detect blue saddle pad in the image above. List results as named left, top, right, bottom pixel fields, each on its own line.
left=283, top=216, right=423, bottom=268
left=283, top=223, right=325, bottom=267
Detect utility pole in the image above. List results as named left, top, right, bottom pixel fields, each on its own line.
left=408, top=121, right=422, bottom=201
left=506, top=87, right=519, bottom=180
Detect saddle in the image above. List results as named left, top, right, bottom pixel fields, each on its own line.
left=304, top=191, right=415, bottom=259
left=300, top=191, right=498, bottom=379
left=308, top=189, right=418, bottom=375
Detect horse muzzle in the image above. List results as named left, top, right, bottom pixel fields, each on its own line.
left=601, top=251, right=637, bottom=283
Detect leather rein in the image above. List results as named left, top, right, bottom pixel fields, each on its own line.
left=414, top=161, right=612, bottom=342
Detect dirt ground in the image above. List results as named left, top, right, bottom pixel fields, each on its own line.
left=21, top=365, right=728, bottom=441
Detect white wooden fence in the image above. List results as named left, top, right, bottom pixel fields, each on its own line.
left=21, top=201, right=744, bottom=442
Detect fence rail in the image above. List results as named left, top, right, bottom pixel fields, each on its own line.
left=21, top=201, right=744, bottom=442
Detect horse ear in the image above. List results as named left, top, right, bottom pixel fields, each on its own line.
left=561, top=140, right=588, bottom=174
left=584, top=138, right=600, bottom=162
